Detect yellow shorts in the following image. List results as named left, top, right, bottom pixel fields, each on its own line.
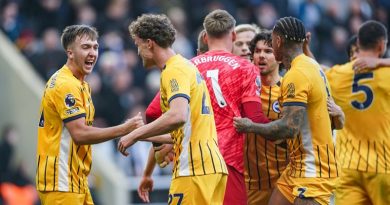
left=336, top=168, right=390, bottom=205
left=276, top=171, right=336, bottom=205
left=168, top=173, right=227, bottom=205
left=247, top=189, right=273, bottom=205
left=38, top=189, right=93, bottom=205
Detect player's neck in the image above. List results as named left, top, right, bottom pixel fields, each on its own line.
left=66, top=60, right=85, bottom=82
left=357, top=50, right=381, bottom=58
left=261, top=70, right=280, bottom=86
left=282, top=45, right=302, bottom=70
left=155, top=48, right=176, bottom=70
left=207, top=38, right=233, bottom=53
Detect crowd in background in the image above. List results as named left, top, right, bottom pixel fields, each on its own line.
left=1, top=0, right=389, bottom=179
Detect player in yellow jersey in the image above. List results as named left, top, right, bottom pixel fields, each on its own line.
left=234, top=17, right=338, bottom=205
left=136, top=30, right=209, bottom=203
left=326, top=20, right=390, bottom=205
left=246, top=31, right=344, bottom=205
left=244, top=30, right=288, bottom=205
left=36, top=25, right=144, bottom=205
left=345, top=34, right=390, bottom=74
left=117, top=14, right=228, bottom=205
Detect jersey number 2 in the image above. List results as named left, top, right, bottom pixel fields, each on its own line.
left=351, top=73, right=373, bottom=110
left=168, top=193, right=184, bottom=205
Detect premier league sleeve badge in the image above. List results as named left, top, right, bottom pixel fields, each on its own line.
left=65, top=94, right=76, bottom=108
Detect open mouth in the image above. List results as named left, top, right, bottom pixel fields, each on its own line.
left=257, top=62, right=267, bottom=69
left=85, top=60, right=94, bottom=67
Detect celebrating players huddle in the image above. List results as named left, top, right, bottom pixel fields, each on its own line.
left=36, top=7, right=390, bottom=205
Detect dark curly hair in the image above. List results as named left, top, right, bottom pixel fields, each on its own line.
left=249, top=30, right=272, bottom=55
left=346, top=35, right=357, bottom=59
left=129, top=14, right=176, bottom=48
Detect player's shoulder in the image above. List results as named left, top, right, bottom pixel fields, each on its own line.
left=326, top=61, right=354, bottom=78
left=373, top=65, right=390, bottom=74
left=169, top=54, right=194, bottom=69
left=49, top=70, right=85, bottom=97
left=292, top=55, right=322, bottom=73
left=46, top=68, right=69, bottom=88
left=282, top=67, right=311, bottom=85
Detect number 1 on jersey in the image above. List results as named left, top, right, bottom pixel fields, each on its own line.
left=206, top=69, right=227, bottom=108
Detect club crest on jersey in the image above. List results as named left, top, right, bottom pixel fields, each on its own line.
left=170, top=79, right=179, bottom=93
left=272, top=101, right=280, bottom=113
left=65, top=94, right=76, bottom=108
left=255, top=76, right=261, bottom=88
left=286, top=83, right=295, bottom=98
left=255, top=76, right=261, bottom=96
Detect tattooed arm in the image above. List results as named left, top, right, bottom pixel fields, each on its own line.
left=233, top=105, right=306, bottom=141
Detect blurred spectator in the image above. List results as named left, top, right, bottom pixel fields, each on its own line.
left=168, top=7, right=194, bottom=58
left=29, top=27, right=66, bottom=80
left=0, top=126, right=39, bottom=205
left=75, top=4, right=97, bottom=26
left=321, top=26, right=349, bottom=65
left=0, top=125, right=18, bottom=182
left=298, top=0, right=322, bottom=31
left=254, top=2, right=278, bottom=29
left=346, top=0, right=371, bottom=34
left=22, top=0, right=76, bottom=36
left=0, top=2, right=22, bottom=42
left=96, top=0, right=131, bottom=35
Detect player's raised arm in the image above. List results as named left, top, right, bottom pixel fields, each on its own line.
left=353, top=57, right=390, bottom=73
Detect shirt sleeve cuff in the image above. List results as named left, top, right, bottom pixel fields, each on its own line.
left=282, top=102, right=307, bottom=108
left=168, top=93, right=190, bottom=104
left=63, top=113, right=86, bottom=123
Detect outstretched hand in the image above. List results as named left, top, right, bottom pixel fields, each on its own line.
left=118, top=112, right=145, bottom=156
left=138, top=175, right=153, bottom=203
left=233, top=117, right=253, bottom=133
left=117, top=133, right=137, bottom=156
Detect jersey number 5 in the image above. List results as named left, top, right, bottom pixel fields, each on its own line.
left=351, top=73, right=374, bottom=110
left=206, top=69, right=227, bottom=108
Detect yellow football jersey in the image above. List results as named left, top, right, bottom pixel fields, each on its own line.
left=245, top=80, right=289, bottom=190
left=280, top=54, right=338, bottom=178
left=326, top=62, right=390, bottom=173
left=160, top=54, right=228, bottom=178
left=36, top=65, right=94, bottom=193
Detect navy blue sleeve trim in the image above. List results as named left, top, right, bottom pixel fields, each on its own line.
left=282, top=102, right=307, bottom=108
left=63, top=113, right=86, bottom=123
left=168, top=93, right=190, bottom=104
